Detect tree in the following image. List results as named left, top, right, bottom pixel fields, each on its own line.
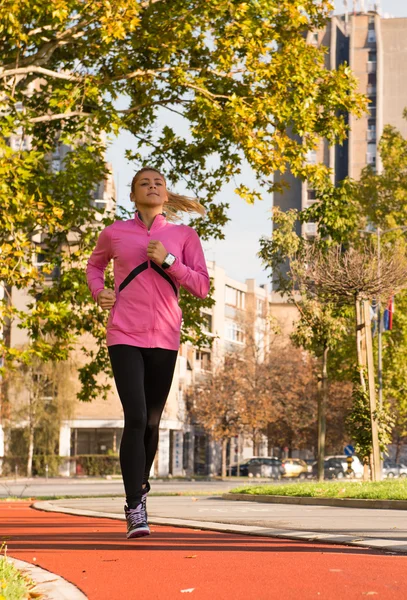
left=1, top=0, right=367, bottom=404
left=265, top=345, right=317, bottom=456
left=189, top=353, right=244, bottom=477
left=4, top=352, right=77, bottom=476
left=258, top=205, right=349, bottom=479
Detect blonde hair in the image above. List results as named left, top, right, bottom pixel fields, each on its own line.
left=131, top=167, right=206, bottom=222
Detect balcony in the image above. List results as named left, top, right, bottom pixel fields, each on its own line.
left=91, top=198, right=108, bottom=211
left=367, top=61, right=377, bottom=74
left=304, top=222, right=317, bottom=236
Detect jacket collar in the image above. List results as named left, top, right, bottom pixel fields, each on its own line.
left=134, top=210, right=167, bottom=232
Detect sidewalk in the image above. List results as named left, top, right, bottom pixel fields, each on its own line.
left=2, top=500, right=407, bottom=600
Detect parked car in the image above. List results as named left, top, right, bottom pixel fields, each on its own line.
left=383, top=460, right=407, bottom=479
left=229, top=460, right=251, bottom=477
left=304, top=459, right=316, bottom=475
left=325, top=455, right=364, bottom=478
left=312, top=458, right=346, bottom=479
left=229, top=457, right=285, bottom=478
left=247, top=457, right=285, bottom=479
left=281, top=458, right=309, bottom=479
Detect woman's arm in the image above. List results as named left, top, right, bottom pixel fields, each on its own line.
left=166, top=228, right=210, bottom=299
left=86, top=226, right=113, bottom=301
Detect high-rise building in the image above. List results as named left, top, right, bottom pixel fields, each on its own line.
left=274, top=10, right=407, bottom=237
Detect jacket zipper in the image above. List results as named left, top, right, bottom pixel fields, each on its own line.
left=147, top=227, right=156, bottom=346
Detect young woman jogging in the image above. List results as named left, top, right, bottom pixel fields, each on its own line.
left=86, top=167, right=209, bottom=538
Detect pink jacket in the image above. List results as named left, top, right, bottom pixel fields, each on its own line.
left=86, top=212, right=210, bottom=350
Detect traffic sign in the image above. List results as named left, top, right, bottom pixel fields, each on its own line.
left=344, top=444, right=355, bottom=456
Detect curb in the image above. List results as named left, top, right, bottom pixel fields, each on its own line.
left=222, top=493, right=407, bottom=510
left=3, top=555, right=88, bottom=600
left=32, top=500, right=407, bottom=556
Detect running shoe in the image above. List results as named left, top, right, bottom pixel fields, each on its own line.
left=124, top=503, right=150, bottom=539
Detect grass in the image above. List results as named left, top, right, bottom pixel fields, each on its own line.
left=0, top=543, right=42, bottom=600
left=229, top=479, right=407, bottom=500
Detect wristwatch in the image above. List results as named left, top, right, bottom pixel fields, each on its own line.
left=162, top=253, right=176, bottom=270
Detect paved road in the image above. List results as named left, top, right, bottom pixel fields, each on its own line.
left=0, top=477, right=283, bottom=498
left=3, top=501, right=407, bottom=600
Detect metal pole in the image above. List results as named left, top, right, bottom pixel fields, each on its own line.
left=377, top=227, right=383, bottom=409
left=363, top=300, right=381, bottom=481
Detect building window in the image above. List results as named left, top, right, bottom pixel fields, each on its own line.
left=225, top=320, right=245, bottom=344
left=52, top=158, right=61, bottom=172
left=367, top=96, right=376, bottom=118
left=367, top=30, right=376, bottom=43
left=202, top=313, right=212, bottom=333
left=367, top=50, right=377, bottom=73
left=195, top=350, right=211, bottom=371
left=368, top=16, right=375, bottom=28
left=255, top=329, right=265, bottom=352
left=367, top=120, right=376, bottom=142
left=310, top=31, right=319, bottom=45
left=256, top=298, right=264, bottom=316
left=367, top=141, right=376, bottom=166
left=367, top=73, right=377, bottom=95
left=306, top=149, right=317, bottom=165
left=306, top=189, right=317, bottom=209
left=71, top=428, right=122, bottom=455
left=225, top=285, right=237, bottom=306
left=225, top=285, right=245, bottom=309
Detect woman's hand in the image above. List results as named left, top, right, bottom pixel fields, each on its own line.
left=147, top=240, right=168, bottom=266
left=97, top=289, right=116, bottom=310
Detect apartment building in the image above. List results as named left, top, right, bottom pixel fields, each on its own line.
left=274, top=9, right=407, bottom=235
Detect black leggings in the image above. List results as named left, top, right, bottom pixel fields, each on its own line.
left=108, top=344, right=178, bottom=508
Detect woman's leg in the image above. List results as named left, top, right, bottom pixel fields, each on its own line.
left=141, top=347, right=178, bottom=485
left=108, top=344, right=147, bottom=508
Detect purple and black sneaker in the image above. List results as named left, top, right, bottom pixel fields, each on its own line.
left=124, top=503, right=150, bottom=539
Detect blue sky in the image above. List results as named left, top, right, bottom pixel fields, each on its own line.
left=106, top=0, right=407, bottom=289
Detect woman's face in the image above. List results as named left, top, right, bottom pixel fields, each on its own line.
left=130, top=171, right=168, bottom=210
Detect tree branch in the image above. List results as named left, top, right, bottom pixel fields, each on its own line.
left=0, top=66, right=82, bottom=81
left=28, top=111, right=92, bottom=123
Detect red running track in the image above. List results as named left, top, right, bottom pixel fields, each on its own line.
left=1, top=501, right=407, bottom=600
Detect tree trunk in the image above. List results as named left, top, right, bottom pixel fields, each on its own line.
left=237, top=434, right=241, bottom=477
left=221, top=438, right=227, bottom=478
left=27, top=425, right=34, bottom=478
left=27, top=391, right=35, bottom=478
left=362, top=300, right=381, bottom=481
left=228, top=438, right=233, bottom=476
left=356, top=299, right=367, bottom=391
left=395, top=434, right=402, bottom=463
left=317, top=345, right=328, bottom=481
